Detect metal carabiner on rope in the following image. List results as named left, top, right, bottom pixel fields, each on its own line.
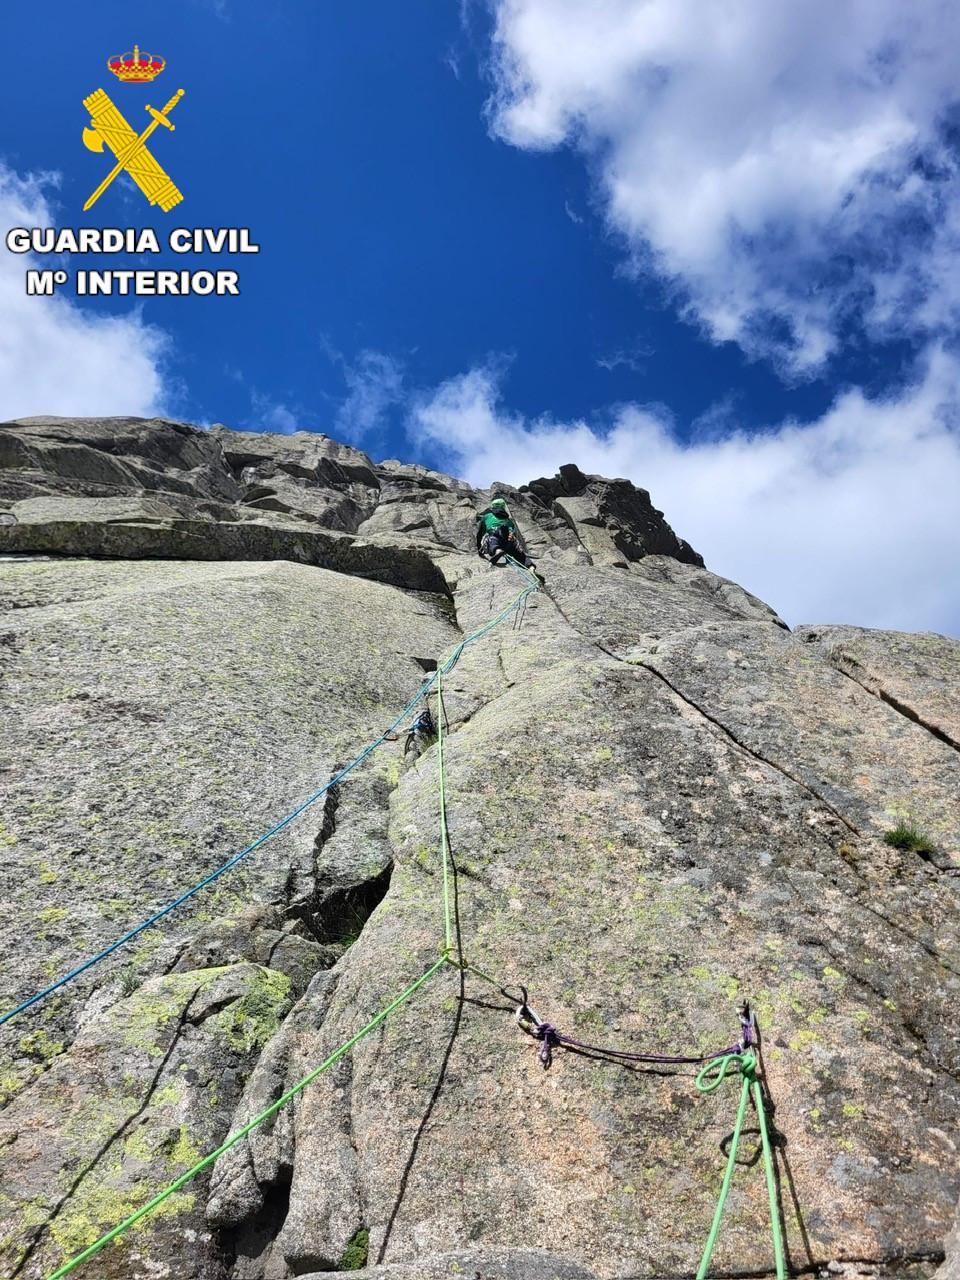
left=500, top=983, right=540, bottom=1030
left=737, top=1000, right=754, bottom=1051
left=501, top=984, right=560, bottom=1067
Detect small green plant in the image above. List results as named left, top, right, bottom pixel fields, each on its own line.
left=338, top=1227, right=370, bottom=1270
left=118, top=966, right=140, bottom=998
left=883, top=821, right=935, bottom=855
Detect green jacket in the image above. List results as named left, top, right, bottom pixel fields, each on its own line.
left=478, top=510, right=518, bottom=537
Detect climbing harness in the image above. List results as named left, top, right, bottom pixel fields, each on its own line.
left=484, top=537, right=538, bottom=573
left=480, top=534, right=513, bottom=568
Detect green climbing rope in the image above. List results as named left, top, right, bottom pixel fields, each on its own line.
left=436, top=669, right=454, bottom=957
left=46, top=956, right=447, bottom=1280
left=694, top=1051, right=786, bottom=1280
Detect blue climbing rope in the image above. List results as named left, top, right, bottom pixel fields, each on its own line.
left=1, top=565, right=539, bottom=1029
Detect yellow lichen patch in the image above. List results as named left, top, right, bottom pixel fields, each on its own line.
left=150, top=1081, right=183, bottom=1109
left=48, top=1177, right=195, bottom=1258
left=168, top=1128, right=202, bottom=1170
left=18, top=1028, right=65, bottom=1063
left=0, top=1070, right=28, bottom=1107
left=216, top=968, right=292, bottom=1055
left=788, top=1027, right=819, bottom=1053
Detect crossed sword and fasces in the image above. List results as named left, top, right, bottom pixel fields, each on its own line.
left=82, top=88, right=185, bottom=212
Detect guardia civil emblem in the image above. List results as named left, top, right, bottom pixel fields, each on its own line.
left=82, top=45, right=185, bottom=212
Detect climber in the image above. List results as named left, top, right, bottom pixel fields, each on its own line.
left=475, top=497, right=543, bottom=581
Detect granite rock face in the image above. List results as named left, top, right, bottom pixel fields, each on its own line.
left=0, top=417, right=957, bottom=1280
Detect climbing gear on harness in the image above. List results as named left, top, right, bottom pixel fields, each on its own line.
left=404, top=707, right=436, bottom=755
left=694, top=1006, right=785, bottom=1280
left=480, top=531, right=535, bottom=568
left=475, top=500, right=538, bottom=574
left=481, top=532, right=506, bottom=564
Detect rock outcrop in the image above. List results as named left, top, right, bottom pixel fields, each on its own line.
left=0, top=417, right=957, bottom=1280
left=0, top=418, right=701, bottom=591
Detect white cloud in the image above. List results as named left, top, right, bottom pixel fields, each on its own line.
left=332, top=349, right=406, bottom=441
left=249, top=390, right=299, bottom=434
left=0, top=164, right=169, bottom=421
left=409, top=348, right=960, bottom=635
left=595, top=341, right=654, bottom=373
left=486, top=0, right=960, bottom=373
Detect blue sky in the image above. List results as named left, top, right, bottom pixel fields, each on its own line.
left=2, top=1, right=960, bottom=634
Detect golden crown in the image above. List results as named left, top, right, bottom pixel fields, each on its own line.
left=107, top=44, right=166, bottom=83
